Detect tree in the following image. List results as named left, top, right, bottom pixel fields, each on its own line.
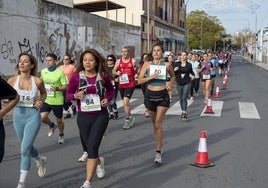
left=186, top=10, right=225, bottom=51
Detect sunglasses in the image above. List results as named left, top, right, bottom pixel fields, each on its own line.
left=107, top=59, right=113, bottom=61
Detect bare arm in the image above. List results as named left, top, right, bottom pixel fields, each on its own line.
left=34, top=77, right=47, bottom=109
left=112, top=60, right=120, bottom=76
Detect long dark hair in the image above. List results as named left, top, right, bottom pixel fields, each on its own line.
left=76, top=49, right=110, bottom=80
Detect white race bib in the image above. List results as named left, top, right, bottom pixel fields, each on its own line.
left=149, top=65, right=166, bottom=80
left=81, top=94, right=101, bottom=112
left=202, top=74, right=211, bottom=79
left=45, top=84, right=55, bottom=97
left=119, top=74, right=129, bottom=84
left=17, top=95, right=34, bottom=107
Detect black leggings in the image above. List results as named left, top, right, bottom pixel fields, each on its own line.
left=190, top=78, right=200, bottom=96
left=77, top=111, right=109, bottom=158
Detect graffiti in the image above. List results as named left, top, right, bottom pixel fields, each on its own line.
left=17, top=34, right=61, bottom=63
left=1, top=38, right=14, bottom=60
left=18, top=38, right=33, bottom=55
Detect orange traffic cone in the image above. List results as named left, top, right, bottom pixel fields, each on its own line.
left=214, top=85, right=220, bottom=98
left=191, top=131, right=215, bottom=168
left=204, top=97, right=214, bottom=114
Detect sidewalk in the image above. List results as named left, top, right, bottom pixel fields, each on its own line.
left=242, top=56, right=268, bottom=71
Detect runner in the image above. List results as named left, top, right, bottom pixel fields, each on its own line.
left=138, top=43, right=175, bottom=165
left=173, top=51, right=195, bottom=120
left=208, top=52, right=218, bottom=96
left=40, top=53, right=67, bottom=144
left=112, top=45, right=140, bottom=130
left=189, top=53, right=201, bottom=99
left=59, top=54, right=77, bottom=119
left=66, top=49, right=114, bottom=188
left=7, top=53, right=47, bottom=188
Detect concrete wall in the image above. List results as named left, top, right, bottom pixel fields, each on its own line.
left=0, top=0, right=141, bottom=76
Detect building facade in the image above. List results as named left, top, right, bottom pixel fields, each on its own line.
left=88, top=0, right=187, bottom=55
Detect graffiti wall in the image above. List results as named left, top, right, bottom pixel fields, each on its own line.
left=0, top=0, right=141, bottom=76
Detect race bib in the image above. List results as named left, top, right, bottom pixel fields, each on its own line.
left=81, top=94, right=101, bottom=112
left=181, top=73, right=185, bottom=79
left=17, top=95, right=34, bottom=107
left=219, top=60, right=223, bottom=64
left=119, top=74, right=129, bottom=84
left=149, top=65, right=166, bottom=80
left=45, top=84, right=55, bottom=97
left=203, top=74, right=211, bottom=79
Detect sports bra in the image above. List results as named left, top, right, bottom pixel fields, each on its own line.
left=147, top=61, right=167, bottom=87
left=14, top=76, right=38, bottom=107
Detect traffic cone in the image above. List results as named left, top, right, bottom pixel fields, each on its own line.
left=191, top=130, right=215, bottom=168
left=204, top=97, right=214, bottom=114
left=214, top=85, right=220, bottom=98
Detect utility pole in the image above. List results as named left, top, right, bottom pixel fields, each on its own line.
left=248, top=0, right=260, bottom=62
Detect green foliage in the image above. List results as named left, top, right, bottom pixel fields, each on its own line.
left=186, top=10, right=225, bottom=51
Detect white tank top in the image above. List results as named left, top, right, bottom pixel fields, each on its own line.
left=14, top=76, right=38, bottom=107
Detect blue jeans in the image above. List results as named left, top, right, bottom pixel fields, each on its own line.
left=176, top=82, right=191, bottom=111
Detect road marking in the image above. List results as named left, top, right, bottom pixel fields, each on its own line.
left=201, top=100, right=224, bottom=117
left=116, top=99, right=137, bottom=109
left=166, top=99, right=193, bottom=115
left=239, top=102, right=260, bottom=119
left=131, top=104, right=146, bottom=114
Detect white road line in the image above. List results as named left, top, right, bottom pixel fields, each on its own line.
left=166, top=99, right=194, bottom=115
left=131, top=104, right=146, bottom=114
left=201, top=100, right=224, bottom=117
left=239, top=102, right=261, bottom=119
left=116, top=99, right=137, bottom=109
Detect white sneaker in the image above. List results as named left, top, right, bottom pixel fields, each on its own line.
left=78, top=152, right=88, bottom=162
left=80, top=181, right=91, bottom=188
left=154, top=152, right=162, bottom=165
left=58, top=135, right=65, bottom=144
left=37, top=156, right=47, bottom=177
left=96, top=157, right=105, bottom=179
left=17, top=182, right=25, bottom=188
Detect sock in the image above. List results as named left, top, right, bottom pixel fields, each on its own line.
left=19, top=170, right=29, bottom=183
left=59, top=133, right=64, bottom=137
left=156, top=150, right=161, bottom=154
left=34, top=155, right=42, bottom=166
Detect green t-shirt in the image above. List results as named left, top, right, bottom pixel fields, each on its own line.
left=41, top=67, right=67, bottom=105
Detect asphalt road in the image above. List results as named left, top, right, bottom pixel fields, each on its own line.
left=1, top=55, right=268, bottom=188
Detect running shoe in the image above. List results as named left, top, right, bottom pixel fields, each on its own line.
left=96, top=157, right=105, bottom=179
left=78, top=152, right=88, bottom=162
left=48, top=122, right=57, bottom=137
left=129, top=115, right=135, bottom=127
left=64, top=113, right=71, bottom=119
left=37, top=156, right=47, bottom=177
left=154, top=152, right=162, bottom=165
left=80, top=181, right=91, bottom=188
left=16, top=182, right=25, bottom=188
left=123, top=119, right=130, bottom=130
left=58, top=135, right=65, bottom=144
left=109, top=113, right=115, bottom=120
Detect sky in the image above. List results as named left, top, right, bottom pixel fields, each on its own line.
left=187, top=0, right=268, bottom=35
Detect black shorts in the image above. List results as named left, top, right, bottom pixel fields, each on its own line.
left=119, top=87, right=135, bottom=99
left=144, top=89, right=170, bottom=112
left=40, top=102, right=63, bottom=118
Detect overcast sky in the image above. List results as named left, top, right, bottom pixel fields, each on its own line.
left=187, top=0, right=268, bottom=35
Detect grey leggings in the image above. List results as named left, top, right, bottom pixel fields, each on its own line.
left=176, top=82, right=191, bottom=111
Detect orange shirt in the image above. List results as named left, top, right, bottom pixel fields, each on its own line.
left=59, top=64, right=76, bottom=84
